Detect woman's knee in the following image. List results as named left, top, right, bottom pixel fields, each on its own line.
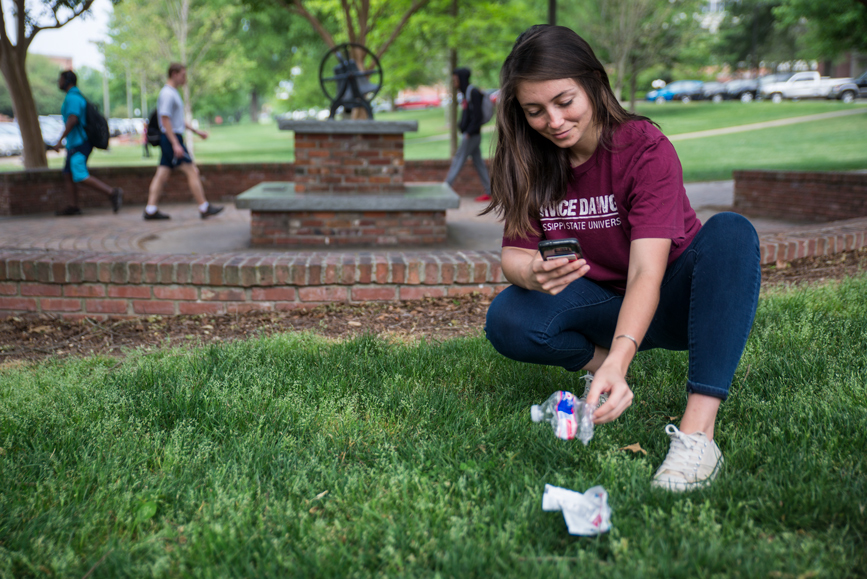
left=485, top=289, right=546, bottom=360
left=699, top=212, right=760, bottom=264
left=703, top=212, right=759, bottom=245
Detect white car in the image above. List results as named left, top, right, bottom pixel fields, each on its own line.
left=760, top=71, right=855, bottom=103
left=0, top=123, right=24, bottom=156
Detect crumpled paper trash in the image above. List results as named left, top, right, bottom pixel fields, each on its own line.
left=542, top=484, right=612, bottom=536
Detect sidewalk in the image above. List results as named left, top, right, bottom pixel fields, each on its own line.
left=0, top=181, right=809, bottom=255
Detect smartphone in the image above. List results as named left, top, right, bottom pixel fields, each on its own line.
left=538, top=238, right=583, bottom=262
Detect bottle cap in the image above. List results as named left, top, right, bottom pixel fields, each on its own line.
left=530, top=405, right=543, bottom=422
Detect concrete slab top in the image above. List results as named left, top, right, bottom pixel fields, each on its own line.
left=278, top=119, right=419, bottom=134
left=234, top=182, right=460, bottom=212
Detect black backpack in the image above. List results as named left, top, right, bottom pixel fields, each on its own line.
left=146, top=109, right=162, bottom=146
left=83, top=100, right=110, bottom=149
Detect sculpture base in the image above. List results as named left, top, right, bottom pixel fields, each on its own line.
left=235, top=182, right=460, bottom=247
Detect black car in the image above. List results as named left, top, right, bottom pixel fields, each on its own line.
left=725, top=78, right=759, bottom=102
left=702, top=81, right=727, bottom=102
left=849, top=70, right=867, bottom=98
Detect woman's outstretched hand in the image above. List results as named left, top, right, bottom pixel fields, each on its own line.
left=526, top=255, right=590, bottom=295
left=586, top=364, right=634, bottom=424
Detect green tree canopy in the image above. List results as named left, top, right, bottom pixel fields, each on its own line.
left=774, top=0, right=867, bottom=58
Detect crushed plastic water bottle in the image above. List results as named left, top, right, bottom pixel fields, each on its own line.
left=580, top=373, right=608, bottom=406
left=542, top=484, right=612, bottom=536
left=530, top=390, right=596, bottom=445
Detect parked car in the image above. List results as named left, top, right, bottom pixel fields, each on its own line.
left=755, top=72, right=794, bottom=101
left=108, top=118, right=123, bottom=137
left=394, top=95, right=441, bottom=110
left=724, top=78, right=760, bottom=102
left=702, top=81, right=727, bottom=102
left=0, top=123, right=24, bottom=156
left=38, top=116, right=65, bottom=148
left=760, top=71, right=855, bottom=103
left=645, top=80, right=704, bottom=103
left=828, top=70, right=867, bottom=102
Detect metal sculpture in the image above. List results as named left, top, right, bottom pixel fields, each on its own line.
left=318, top=43, right=383, bottom=120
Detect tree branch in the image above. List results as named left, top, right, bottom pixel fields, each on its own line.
left=189, top=13, right=225, bottom=70
left=340, top=0, right=357, bottom=44
left=15, top=0, right=26, bottom=48
left=358, top=0, right=369, bottom=42
left=276, top=0, right=336, bottom=48
left=30, top=0, right=96, bottom=41
left=0, top=3, right=9, bottom=46
left=374, top=0, right=430, bottom=59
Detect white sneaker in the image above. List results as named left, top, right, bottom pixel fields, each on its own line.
left=651, top=425, right=723, bottom=492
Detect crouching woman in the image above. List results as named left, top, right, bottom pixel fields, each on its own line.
left=483, top=25, right=761, bottom=491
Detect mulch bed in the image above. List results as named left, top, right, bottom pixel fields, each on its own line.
left=2, top=247, right=866, bottom=366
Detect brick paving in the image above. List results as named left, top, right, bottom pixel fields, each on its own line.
left=1, top=184, right=866, bottom=265
left=3, top=183, right=867, bottom=318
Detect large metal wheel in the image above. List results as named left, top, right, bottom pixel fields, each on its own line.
left=318, top=43, right=383, bottom=119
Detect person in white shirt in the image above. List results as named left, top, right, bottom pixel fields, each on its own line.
left=144, top=62, right=223, bottom=220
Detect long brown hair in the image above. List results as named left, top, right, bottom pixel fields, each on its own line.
left=486, top=25, right=652, bottom=239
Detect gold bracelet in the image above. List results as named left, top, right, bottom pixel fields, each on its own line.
left=615, top=334, right=639, bottom=351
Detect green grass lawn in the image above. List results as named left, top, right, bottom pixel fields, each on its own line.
left=6, top=100, right=864, bottom=182
left=2, top=277, right=866, bottom=577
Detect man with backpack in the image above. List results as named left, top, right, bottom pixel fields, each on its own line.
left=144, top=63, right=222, bottom=221
left=52, top=70, right=123, bottom=216
left=445, top=67, right=492, bottom=203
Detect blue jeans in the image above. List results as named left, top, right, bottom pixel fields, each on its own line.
left=485, top=213, right=761, bottom=400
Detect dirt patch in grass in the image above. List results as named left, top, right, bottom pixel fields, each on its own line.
left=2, top=247, right=866, bottom=365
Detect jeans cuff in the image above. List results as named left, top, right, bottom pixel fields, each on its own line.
left=686, top=379, right=729, bottom=401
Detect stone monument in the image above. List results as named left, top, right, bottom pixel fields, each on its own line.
left=235, top=119, right=459, bottom=247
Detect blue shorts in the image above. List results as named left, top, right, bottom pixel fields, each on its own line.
left=62, top=143, right=93, bottom=183
left=159, top=133, right=193, bottom=168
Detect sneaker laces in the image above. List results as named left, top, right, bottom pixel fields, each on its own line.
left=658, top=424, right=705, bottom=477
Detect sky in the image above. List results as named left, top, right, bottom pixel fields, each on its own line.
left=3, top=0, right=113, bottom=71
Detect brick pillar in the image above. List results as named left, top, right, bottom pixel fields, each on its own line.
left=293, top=132, right=405, bottom=194
left=279, top=119, right=419, bottom=195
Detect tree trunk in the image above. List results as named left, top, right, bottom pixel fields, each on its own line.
left=613, top=53, right=627, bottom=103
left=183, top=82, right=194, bottom=156
left=250, top=89, right=260, bottom=122
left=0, top=48, right=47, bottom=168
left=629, top=67, right=637, bottom=114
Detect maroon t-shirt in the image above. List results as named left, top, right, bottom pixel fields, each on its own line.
left=502, top=120, right=700, bottom=293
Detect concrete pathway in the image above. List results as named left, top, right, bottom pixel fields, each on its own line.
left=0, top=180, right=805, bottom=255
left=668, top=107, right=867, bottom=142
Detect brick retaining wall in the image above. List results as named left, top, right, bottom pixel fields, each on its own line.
left=0, top=163, right=296, bottom=216
left=733, top=170, right=867, bottom=222
left=404, top=159, right=492, bottom=197
left=0, top=249, right=507, bottom=319
left=0, top=161, right=491, bottom=216
left=3, top=214, right=867, bottom=318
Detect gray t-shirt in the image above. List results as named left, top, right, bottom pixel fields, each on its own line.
left=157, top=84, right=185, bottom=134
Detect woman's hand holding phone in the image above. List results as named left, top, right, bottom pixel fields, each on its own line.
left=527, top=238, right=589, bottom=295
left=527, top=253, right=589, bottom=295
